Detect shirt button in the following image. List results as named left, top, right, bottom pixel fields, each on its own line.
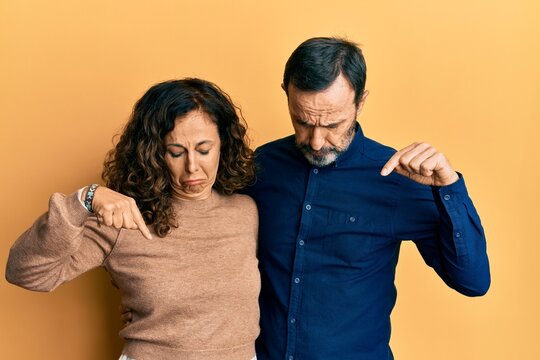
left=444, top=194, right=451, bottom=201
left=290, top=318, right=296, bottom=324
left=294, top=277, right=300, bottom=284
left=455, top=232, right=461, bottom=238
left=305, top=204, right=311, bottom=210
left=299, top=240, right=305, bottom=246
left=313, top=168, right=319, bottom=174
left=349, top=216, right=356, bottom=222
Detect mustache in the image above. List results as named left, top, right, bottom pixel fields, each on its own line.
left=296, top=143, right=338, bottom=156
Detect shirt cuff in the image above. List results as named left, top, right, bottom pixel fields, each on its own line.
left=76, top=187, right=91, bottom=212
left=432, top=173, right=468, bottom=212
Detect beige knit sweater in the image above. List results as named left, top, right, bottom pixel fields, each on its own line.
left=6, top=190, right=260, bottom=360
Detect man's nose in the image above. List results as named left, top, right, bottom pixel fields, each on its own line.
left=309, top=127, right=325, bottom=151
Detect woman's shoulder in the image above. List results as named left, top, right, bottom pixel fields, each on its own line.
left=216, top=192, right=257, bottom=213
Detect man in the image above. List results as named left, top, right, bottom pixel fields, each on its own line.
left=244, top=37, right=490, bottom=359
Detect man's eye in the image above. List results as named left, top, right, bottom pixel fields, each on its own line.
left=170, top=152, right=184, bottom=158
left=199, top=150, right=210, bottom=155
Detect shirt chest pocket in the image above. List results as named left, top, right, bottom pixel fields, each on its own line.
left=322, top=210, right=376, bottom=264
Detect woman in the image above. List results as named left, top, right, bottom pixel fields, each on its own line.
left=6, top=79, right=260, bottom=360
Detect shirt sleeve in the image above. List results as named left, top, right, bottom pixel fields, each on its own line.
left=393, top=174, right=491, bottom=296
left=5, top=191, right=120, bottom=292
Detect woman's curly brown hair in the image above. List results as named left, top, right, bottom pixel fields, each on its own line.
left=102, top=78, right=255, bottom=237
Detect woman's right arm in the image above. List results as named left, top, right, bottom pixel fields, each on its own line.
left=5, top=191, right=120, bottom=292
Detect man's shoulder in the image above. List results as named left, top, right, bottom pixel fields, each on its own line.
left=254, top=134, right=302, bottom=167
left=255, top=134, right=296, bottom=154
left=362, top=136, right=397, bottom=163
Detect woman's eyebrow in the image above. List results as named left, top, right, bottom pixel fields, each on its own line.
left=166, top=140, right=214, bottom=148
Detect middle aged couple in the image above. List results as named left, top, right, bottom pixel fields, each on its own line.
left=6, top=37, right=490, bottom=360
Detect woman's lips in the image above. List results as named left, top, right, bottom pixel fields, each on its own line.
left=183, top=179, right=204, bottom=186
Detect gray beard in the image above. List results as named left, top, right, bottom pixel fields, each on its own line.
left=296, top=122, right=357, bottom=167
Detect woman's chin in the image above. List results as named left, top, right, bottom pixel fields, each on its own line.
left=174, top=185, right=211, bottom=200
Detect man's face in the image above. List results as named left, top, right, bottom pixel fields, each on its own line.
left=286, top=74, right=367, bottom=167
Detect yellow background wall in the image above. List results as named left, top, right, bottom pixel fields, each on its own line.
left=1, top=0, right=538, bottom=358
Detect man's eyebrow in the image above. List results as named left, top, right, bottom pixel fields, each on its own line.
left=294, top=117, right=346, bottom=127
left=321, top=119, right=347, bottom=127
left=294, top=117, right=310, bottom=125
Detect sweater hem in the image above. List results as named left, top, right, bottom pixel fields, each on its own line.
left=123, top=340, right=255, bottom=360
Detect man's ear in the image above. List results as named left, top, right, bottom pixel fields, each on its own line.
left=356, top=90, right=369, bottom=115
left=281, top=83, right=286, bottom=92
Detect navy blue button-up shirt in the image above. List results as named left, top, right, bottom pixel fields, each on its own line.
left=245, top=124, right=490, bottom=360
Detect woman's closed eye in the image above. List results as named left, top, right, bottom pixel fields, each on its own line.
left=169, top=149, right=211, bottom=158
left=169, top=151, right=185, bottom=158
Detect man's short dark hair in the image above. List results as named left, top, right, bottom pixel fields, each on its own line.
left=283, top=37, right=367, bottom=106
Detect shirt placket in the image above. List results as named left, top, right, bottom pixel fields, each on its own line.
left=285, top=166, right=320, bottom=360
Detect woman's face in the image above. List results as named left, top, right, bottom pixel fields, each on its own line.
left=163, top=109, right=221, bottom=201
